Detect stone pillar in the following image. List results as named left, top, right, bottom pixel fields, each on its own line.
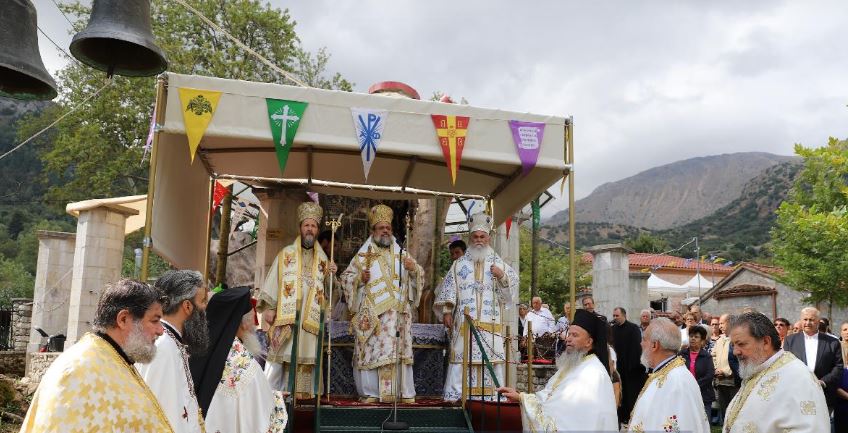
left=11, top=298, right=32, bottom=351
left=28, top=231, right=76, bottom=354
left=629, top=271, right=650, bottom=317
left=253, top=188, right=308, bottom=287
left=586, top=243, right=633, bottom=318
left=66, top=204, right=137, bottom=346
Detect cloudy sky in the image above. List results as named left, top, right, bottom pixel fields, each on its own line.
left=32, top=1, right=848, bottom=216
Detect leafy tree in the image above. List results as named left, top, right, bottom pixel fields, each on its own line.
left=771, top=138, right=848, bottom=306
left=518, top=227, right=591, bottom=312
left=16, top=0, right=353, bottom=208
left=624, top=232, right=669, bottom=253
left=0, top=258, right=35, bottom=308
left=10, top=0, right=353, bottom=280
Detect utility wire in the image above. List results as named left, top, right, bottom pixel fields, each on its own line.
left=37, top=25, right=82, bottom=67
left=0, top=79, right=112, bottom=162
left=49, top=0, right=76, bottom=28
left=170, top=0, right=309, bottom=88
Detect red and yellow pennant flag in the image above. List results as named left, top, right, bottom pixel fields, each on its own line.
left=178, top=88, right=222, bottom=163
left=431, top=115, right=470, bottom=185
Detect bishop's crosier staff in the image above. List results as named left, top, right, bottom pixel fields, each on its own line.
left=324, top=213, right=343, bottom=400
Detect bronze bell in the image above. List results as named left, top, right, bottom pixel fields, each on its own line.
left=0, top=0, right=58, bottom=100
left=70, top=0, right=167, bottom=77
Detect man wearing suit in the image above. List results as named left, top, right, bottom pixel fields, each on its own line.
left=784, top=306, right=844, bottom=409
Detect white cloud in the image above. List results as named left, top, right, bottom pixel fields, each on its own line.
left=30, top=0, right=848, bottom=217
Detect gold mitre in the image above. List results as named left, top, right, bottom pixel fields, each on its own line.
left=468, top=211, right=493, bottom=233
left=297, top=201, right=323, bottom=224
left=369, top=204, right=393, bottom=227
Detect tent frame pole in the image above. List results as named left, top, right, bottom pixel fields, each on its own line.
left=566, top=117, right=576, bottom=321
left=141, top=76, right=168, bottom=281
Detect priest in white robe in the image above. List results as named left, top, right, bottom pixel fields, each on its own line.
left=340, top=204, right=423, bottom=403
left=498, top=309, right=619, bottom=432
left=137, top=270, right=209, bottom=433
left=722, top=312, right=829, bottom=433
left=434, top=211, right=517, bottom=401
left=257, top=201, right=335, bottom=399
left=628, top=317, right=710, bottom=433
left=190, top=287, right=287, bottom=433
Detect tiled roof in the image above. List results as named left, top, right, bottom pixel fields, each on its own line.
left=583, top=252, right=734, bottom=274
left=714, top=283, right=776, bottom=299
left=741, top=262, right=784, bottom=276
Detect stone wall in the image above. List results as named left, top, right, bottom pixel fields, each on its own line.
left=0, top=351, right=26, bottom=377
left=11, top=299, right=32, bottom=352
left=25, top=352, right=60, bottom=384
left=515, top=364, right=557, bottom=393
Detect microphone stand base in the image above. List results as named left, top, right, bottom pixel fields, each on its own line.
left=381, top=421, right=410, bottom=430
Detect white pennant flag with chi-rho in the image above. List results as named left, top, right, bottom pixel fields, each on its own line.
left=351, top=108, right=388, bottom=180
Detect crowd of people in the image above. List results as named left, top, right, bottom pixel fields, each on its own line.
left=511, top=294, right=847, bottom=432
left=14, top=199, right=848, bottom=432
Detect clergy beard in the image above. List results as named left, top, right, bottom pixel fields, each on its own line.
left=124, top=321, right=157, bottom=364
left=182, top=307, right=209, bottom=356
left=469, top=244, right=493, bottom=263
left=301, top=234, right=315, bottom=249
left=239, top=330, right=265, bottom=358
left=556, top=347, right=587, bottom=372
left=373, top=234, right=392, bottom=248
left=737, top=351, right=769, bottom=380
left=639, top=350, right=651, bottom=370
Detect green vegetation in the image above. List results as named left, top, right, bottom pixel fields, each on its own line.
left=771, top=138, right=848, bottom=306
left=518, top=227, right=592, bottom=310
left=0, top=0, right=351, bottom=306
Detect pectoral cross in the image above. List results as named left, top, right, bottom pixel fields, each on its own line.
left=271, top=105, right=300, bottom=146
left=359, top=245, right=380, bottom=270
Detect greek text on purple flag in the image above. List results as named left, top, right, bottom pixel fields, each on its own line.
left=351, top=108, right=388, bottom=181
left=508, top=120, right=546, bottom=176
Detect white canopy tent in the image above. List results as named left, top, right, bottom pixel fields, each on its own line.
left=647, top=273, right=690, bottom=297
left=683, top=273, right=714, bottom=290
left=145, top=73, right=571, bottom=274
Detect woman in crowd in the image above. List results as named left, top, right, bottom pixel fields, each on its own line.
left=680, top=325, right=715, bottom=421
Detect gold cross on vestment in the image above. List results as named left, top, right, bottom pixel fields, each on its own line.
left=359, top=245, right=380, bottom=270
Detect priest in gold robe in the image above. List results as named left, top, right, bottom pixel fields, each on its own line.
left=628, top=317, right=710, bottom=433
left=341, top=204, right=423, bottom=403
left=21, top=279, right=174, bottom=433
left=257, top=201, right=335, bottom=399
left=722, top=312, right=829, bottom=433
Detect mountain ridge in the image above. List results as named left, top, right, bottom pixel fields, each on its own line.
left=547, top=152, right=797, bottom=230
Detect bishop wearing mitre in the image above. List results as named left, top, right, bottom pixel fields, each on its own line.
left=257, top=201, right=336, bottom=399
left=341, top=204, right=424, bottom=403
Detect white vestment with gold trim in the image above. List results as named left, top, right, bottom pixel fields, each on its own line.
left=434, top=251, right=517, bottom=401
left=136, top=325, right=204, bottom=433
left=627, top=357, right=710, bottom=433
left=518, top=354, right=618, bottom=433
left=723, top=350, right=829, bottom=433
left=340, top=236, right=422, bottom=402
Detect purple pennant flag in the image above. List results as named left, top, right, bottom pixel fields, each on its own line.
left=508, top=120, right=546, bottom=176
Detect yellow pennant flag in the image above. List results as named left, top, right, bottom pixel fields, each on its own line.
left=178, top=88, right=222, bottom=163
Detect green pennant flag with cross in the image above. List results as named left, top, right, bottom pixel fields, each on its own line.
left=266, top=99, right=308, bottom=174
